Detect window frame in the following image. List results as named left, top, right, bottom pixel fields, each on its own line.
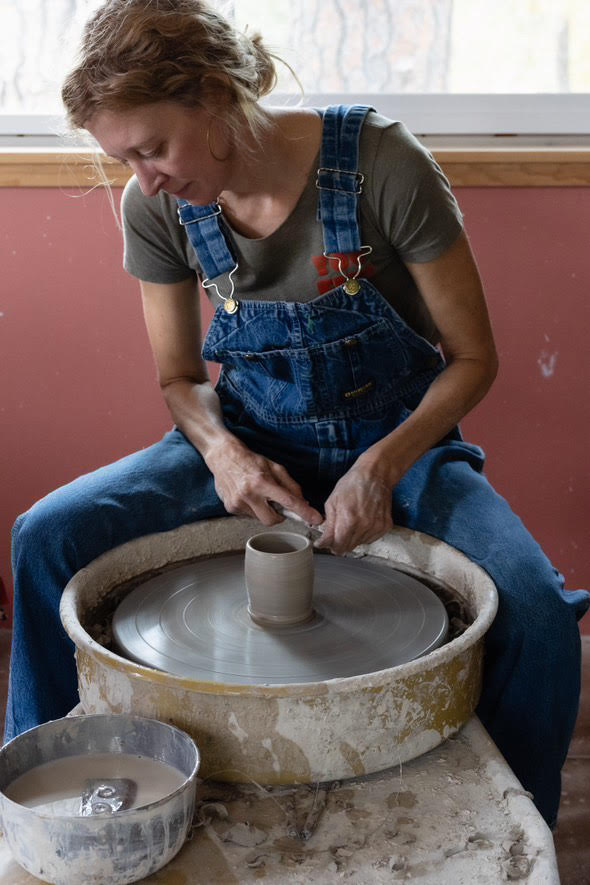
left=2, top=95, right=590, bottom=144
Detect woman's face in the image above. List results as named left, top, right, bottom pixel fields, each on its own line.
left=87, top=101, right=233, bottom=205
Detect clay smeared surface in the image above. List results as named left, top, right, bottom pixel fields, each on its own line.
left=0, top=719, right=551, bottom=884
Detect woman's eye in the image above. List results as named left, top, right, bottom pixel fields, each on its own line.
left=142, top=146, right=162, bottom=159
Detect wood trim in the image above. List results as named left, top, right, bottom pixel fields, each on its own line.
left=434, top=148, right=590, bottom=187
left=0, top=151, right=129, bottom=189
left=1, top=147, right=590, bottom=187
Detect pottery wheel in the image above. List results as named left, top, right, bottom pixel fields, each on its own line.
left=112, top=553, right=449, bottom=684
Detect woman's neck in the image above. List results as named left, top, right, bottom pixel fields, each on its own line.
left=220, top=106, right=322, bottom=204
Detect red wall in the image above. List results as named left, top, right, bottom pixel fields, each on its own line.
left=1, top=186, right=588, bottom=633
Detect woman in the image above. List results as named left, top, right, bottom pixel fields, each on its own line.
left=7, top=0, right=588, bottom=828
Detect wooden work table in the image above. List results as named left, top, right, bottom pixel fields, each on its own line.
left=0, top=718, right=559, bottom=884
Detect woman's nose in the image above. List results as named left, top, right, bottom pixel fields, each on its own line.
left=133, top=160, right=166, bottom=197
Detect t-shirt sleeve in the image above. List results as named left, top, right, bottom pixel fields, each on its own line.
left=121, top=176, right=196, bottom=283
left=366, top=118, right=463, bottom=263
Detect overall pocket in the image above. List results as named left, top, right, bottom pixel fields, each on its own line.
left=215, top=347, right=308, bottom=420
left=309, top=318, right=410, bottom=416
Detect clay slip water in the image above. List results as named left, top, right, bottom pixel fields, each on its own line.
left=4, top=753, right=186, bottom=817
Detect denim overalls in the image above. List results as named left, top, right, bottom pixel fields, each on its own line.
left=8, top=106, right=589, bottom=828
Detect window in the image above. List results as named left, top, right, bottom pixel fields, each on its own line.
left=1, top=0, right=589, bottom=138
left=1, top=0, right=96, bottom=113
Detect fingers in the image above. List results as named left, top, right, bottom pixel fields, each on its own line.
left=313, top=472, right=394, bottom=555
left=212, top=444, right=394, bottom=549
left=213, top=450, right=322, bottom=527
left=244, top=488, right=322, bottom=528
left=267, top=496, right=324, bottom=527
left=314, top=516, right=392, bottom=555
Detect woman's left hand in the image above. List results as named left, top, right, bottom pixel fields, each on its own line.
left=314, top=461, right=395, bottom=555
left=315, top=232, right=499, bottom=557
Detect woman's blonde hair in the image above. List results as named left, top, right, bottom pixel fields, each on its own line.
left=62, top=0, right=280, bottom=142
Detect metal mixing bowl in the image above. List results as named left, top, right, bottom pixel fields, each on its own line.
left=0, top=714, right=199, bottom=885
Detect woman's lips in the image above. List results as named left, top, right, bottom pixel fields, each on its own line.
left=172, top=183, right=191, bottom=198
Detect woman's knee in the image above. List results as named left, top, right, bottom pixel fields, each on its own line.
left=11, top=510, right=29, bottom=549
left=12, top=481, right=101, bottom=577
left=485, top=550, right=585, bottom=675
left=14, top=496, right=66, bottom=553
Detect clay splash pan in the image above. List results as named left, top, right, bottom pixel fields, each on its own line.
left=112, top=552, right=449, bottom=684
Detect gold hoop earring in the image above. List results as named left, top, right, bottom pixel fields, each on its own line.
left=207, top=119, right=231, bottom=162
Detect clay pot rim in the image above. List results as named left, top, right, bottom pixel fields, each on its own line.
left=246, top=530, right=312, bottom=556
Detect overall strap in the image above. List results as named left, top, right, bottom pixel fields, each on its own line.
left=177, top=200, right=236, bottom=282
left=316, top=105, right=374, bottom=255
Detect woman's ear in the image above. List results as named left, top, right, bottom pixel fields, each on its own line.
left=199, top=72, right=235, bottom=105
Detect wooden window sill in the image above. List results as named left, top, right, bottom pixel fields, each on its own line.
left=1, top=147, right=590, bottom=187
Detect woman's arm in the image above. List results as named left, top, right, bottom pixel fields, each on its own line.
left=362, top=229, right=498, bottom=479
left=140, top=278, right=322, bottom=526
left=316, top=230, right=498, bottom=553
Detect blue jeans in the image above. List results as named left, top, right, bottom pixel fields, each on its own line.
left=7, top=430, right=227, bottom=742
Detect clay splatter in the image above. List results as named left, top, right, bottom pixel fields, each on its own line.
left=537, top=351, right=558, bottom=378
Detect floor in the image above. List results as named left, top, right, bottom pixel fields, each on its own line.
left=0, top=630, right=587, bottom=883
left=553, top=635, right=590, bottom=885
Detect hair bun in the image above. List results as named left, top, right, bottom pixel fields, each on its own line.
left=245, top=31, right=277, bottom=99
left=62, top=0, right=288, bottom=145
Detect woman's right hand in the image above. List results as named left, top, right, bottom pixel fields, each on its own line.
left=206, top=438, right=323, bottom=527
left=139, top=278, right=323, bottom=528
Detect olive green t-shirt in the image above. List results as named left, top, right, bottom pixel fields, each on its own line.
left=121, top=111, right=463, bottom=343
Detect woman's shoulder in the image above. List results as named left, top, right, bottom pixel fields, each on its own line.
left=121, top=173, right=147, bottom=215
left=121, top=174, right=177, bottom=225
left=120, top=175, right=197, bottom=283
left=360, top=109, right=433, bottom=170
left=356, top=107, right=463, bottom=261
left=359, top=107, right=457, bottom=208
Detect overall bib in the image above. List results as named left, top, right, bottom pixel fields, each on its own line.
left=9, top=107, right=589, bottom=828
left=178, top=105, right=464, bottom=503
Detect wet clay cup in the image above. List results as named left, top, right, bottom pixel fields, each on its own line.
left=245, top=531, right=314, bottom=627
